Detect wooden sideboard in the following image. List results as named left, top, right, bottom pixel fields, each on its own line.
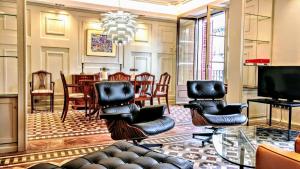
left=71, top=74, right=99, bottom=109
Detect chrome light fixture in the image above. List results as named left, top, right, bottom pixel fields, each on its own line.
left=101, top=10, right=137, bottom=45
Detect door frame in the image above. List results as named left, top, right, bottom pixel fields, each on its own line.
left=175, top=17, right=198, bottom=104
left=175, top=6, right=229, bottom=104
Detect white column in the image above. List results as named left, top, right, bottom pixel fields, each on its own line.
left=17, top=0, right=27, bottom=151
left=227, top=0, right=244, bottom=103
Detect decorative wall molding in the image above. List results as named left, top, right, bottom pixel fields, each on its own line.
left=135, top=23, right=151, bottom=42
left=40, top=12, right=69, bottom=39
left=132, top=52, right=152, bottom=73
left=3, top=15, right=17, bottom=31
left=45, top=17, right=66, bottom=35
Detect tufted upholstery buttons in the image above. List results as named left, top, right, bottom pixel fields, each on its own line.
left=95, top=81, right=135, bottom=106
left=29, top=141, right=193, bottom=169
left=187, top=80, right=225, bottom=99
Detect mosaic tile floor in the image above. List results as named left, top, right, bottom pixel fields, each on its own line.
left=1, top=105, right=299, bottom=169
left=27, top=105, right=192, bottom=141
left=1, top=127, right=297, bottom=169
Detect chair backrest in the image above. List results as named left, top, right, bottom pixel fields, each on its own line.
left=60, top=71, right=69, bottom=97
left=94, top=81, right=135, bottom=107
left=31, top=70, right=52, bottom=90
left=108, top=72, right=131, bottom=81
left=134, top=72, right=155, bottom=97
left=187, top=80, right=225, bottom=100
left=156, top=72, right=171, bottom=93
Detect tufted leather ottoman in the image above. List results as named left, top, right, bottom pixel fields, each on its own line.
left=28, top=141, right=193, bottom=169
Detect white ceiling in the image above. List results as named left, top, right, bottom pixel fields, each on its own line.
left=131, top=0, right=192, bottom=6
left=28, top=0, right=229, bottom=20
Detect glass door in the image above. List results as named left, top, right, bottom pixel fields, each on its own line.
left=206, top=5, right=227, bottom=81
left=176, top=18, right=197, bottom=103
left=176, top=6, right=227, bottom=104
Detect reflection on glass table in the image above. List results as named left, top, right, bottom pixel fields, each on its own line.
left=212, top=126, right=258, bottom=169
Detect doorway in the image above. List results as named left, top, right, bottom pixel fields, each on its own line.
left=176, top=5, right=228, bottom=103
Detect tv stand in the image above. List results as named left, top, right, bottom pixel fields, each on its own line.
left=247, top=98, right=300, bottom=141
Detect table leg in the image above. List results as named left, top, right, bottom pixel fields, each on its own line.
left=288, top=106, right=292, bottom=141
left=269, top=104, right=272, bottom=126
left=247, top=100, right=249, bottom=126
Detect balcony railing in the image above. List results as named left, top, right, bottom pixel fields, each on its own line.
left=211, top=70, right=224, bottom=81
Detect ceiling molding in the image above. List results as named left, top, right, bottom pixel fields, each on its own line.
left=27, top=0, right=228, bottom=19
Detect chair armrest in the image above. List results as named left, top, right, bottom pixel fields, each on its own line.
left=183, top=103, right=203, bottom=111
left=296, top=135, right=300, bottom=153
left=100, top=113, right=133, bottom=122
left=134, top=105, right=166, bottom=122
left=222, top=103, right=247, bottom=114
left=256, top=144, right=300, bottom=169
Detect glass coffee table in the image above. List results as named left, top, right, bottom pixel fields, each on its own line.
left=212, top=126, right=259, bottom=169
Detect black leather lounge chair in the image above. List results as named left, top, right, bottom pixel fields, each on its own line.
left=94, top=81, right=175, bottom=148
left=184, top=80, right=248, bottom=146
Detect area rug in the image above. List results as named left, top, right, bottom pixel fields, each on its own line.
left=27, top=105, right=191, bottom=140
left=0, top=127, right=297, bottom=169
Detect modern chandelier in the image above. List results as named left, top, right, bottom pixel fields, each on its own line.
left=101, top=10, right=138, bottom=45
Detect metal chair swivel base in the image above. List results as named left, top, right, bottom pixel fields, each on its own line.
left=192, top=127, right=219, bottom=147
left=133, top=140, right=163, bottom=150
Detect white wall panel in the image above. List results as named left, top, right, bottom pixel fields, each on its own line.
left=11, top=4, right=177, bottom=105
left=41, top=47, right=69, bottom=94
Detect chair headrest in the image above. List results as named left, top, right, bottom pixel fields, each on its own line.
left=187, top=80, right=225, bottom=99
left=95, top=81, right=134, bottom=106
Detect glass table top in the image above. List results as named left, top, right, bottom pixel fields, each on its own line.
left=212, top=126, right=259, bottom=168
left=212, top=126, right=297, bottom=168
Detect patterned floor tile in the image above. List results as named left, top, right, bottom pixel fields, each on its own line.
left=1, top=105, right=299, bottom=169
left=27, top=105, right=191, bottom=141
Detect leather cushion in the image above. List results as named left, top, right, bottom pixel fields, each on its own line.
left=203, top=113, right=247, bottom=125
left=102, top=104, right=139, bottom=123
left=29, top=141, right=193, bottom=169
left=132, top=116, right=175, bottom=135
left=187, top=80, right=225, bottom=99
left=95, top=81, right=134, bottom=106
left=189, top=100, right=225, bottom=115
left=29, top=163, right=62, bottom=169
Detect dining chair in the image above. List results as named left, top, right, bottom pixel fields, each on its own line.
left=134, top=72, right=155, bottom=107
left=153, top=72, right=171, bottom=113
left=29, top=70, right=55, bottom=113
left=60, top=71, right=91, bottom=122
left=108, top=72, right=131, bottom=81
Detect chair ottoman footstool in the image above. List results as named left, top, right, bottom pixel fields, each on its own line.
left=28, top=141, right=193, bottom=169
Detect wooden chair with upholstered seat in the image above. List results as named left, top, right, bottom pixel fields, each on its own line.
left=153, top=72, right=171, bottom=114
left=134, top=72, right=155, bottom=107
left=29, top=70, right=55, bottom=113
left=60, top=71, right=91, bottom=122
left=108, top=72, right=131, bottom=81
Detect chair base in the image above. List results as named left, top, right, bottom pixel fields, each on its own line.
left=192, top=127, right=219, bottom=147
left=133, top=140, right=163, bottom=150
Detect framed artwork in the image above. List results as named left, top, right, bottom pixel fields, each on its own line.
left=86, top=29, right=116, bottom=57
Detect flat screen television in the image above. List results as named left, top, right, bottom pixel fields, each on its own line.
left=258, top=66, right=300, bottom=101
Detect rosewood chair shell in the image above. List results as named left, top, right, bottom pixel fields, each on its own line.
left=153, top=72, right=171, bottom=113
left=29, top=70, right=55, bottom=113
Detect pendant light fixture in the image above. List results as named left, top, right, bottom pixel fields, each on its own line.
left=101, top=0, right=138, bottom=45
